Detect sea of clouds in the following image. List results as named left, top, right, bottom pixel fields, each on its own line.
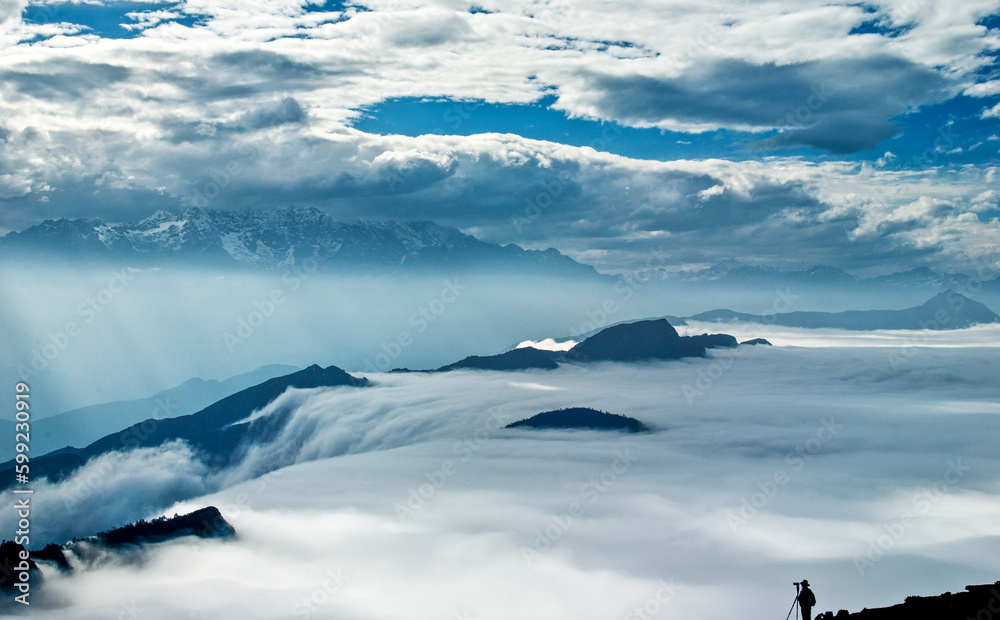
left=5, top=327, right=999, bottom=620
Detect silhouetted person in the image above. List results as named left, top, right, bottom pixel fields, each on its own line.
left=798, top=580, right=816, bottom=620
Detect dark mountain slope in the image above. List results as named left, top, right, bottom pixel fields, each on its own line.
left=414, top=319, right=741, bottom=374
left=566, top=319, right=737, bottom=362
left=0, top=364, right=298, bottom=460
left=0, top=365, right=366, bottom=490
left=436, top=347, right=562, bottom=371
left=93, top=506, right=235, bottom=547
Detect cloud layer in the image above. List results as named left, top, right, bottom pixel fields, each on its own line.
left=7, top=335, right=1000, bottom=619
left=0, top=0, right=998, bottom=273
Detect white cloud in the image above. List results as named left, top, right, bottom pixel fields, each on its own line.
left=2, top=124, right=998, bottom=273
left=0, top=1, right=997, bottom=273
left=965, top=80, right=1000, bottom=97
left=12, top=339, right=1000, bottom=619
left=515, top=338, right=577, bottom=351
left=875, top=151, right=897, bottom=167
left=0, top=441, right=211, bottom=544
left=0, top=0, right=24, bottom=28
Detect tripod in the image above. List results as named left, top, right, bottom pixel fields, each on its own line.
left=785, top=584, right=800, bottom=620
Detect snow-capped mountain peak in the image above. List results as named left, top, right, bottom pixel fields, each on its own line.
left=0, top=206, right=598, bottom=277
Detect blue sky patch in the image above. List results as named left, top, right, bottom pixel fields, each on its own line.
left=977, top=13, right=1000, bottom=30
left=856, top=95, right=1000, bottom=169
left=350, top=95, right=1000, bottom=168
left=23, top=1, right=201, bottom=40
left=351, top=96, right=768, bottom=161
left=848, top=16, right=913, bottom=38
left=301, top=0, right=356, bottom=14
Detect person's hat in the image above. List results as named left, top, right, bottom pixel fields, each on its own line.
left=801, top=580, right=809, bottom=586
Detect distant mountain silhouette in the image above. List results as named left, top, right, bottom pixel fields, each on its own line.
left=816, top=581, right=1000, bottom=620
left=414, top=319, right=740, bottom=373
left=505, top=407, right=647, bottom=432
left=740, top=338, right=772, bottom=345
left=0, top=364, right=299, bottom=461
left=647, top=259, right=987, bottom=294
left=567, top=319, right=737, bottom=362
left=569, top=315, right=689, bottom=342
left=688, top=291, right=999, bottom=330
left=0, top=206, right=600, bottom=278
left=630, top=259, right=1000, bottom=314
left=0, top=364, right=366, bottom=491
left=654, top=258, right=857, bottom=286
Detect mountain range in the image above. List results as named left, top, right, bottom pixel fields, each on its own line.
left=639, top=258, right=1000, bottom=307
left=5, top=210, right=998, bottom=305
left=406, top=318, right=740, bottom=373
left=688, top=290, right=1000, bottom=330
left=649, top=258, right=993, bottom=292
left=0, top=206, right=599, bottom=277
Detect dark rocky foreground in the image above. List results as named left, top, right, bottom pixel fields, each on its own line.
left=814, top=581, right=1000, bottom=620
left=1, top=506, right=234, bottom=602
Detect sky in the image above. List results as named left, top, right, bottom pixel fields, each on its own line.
left=4, top=336, right=999, bottom=619
left=0, top=0, right=999, bottom=274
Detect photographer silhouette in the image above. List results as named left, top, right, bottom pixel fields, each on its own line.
left=797, top=580, right=816, bottom=620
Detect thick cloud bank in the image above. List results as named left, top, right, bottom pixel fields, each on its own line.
left=8, top=333, right=1000, bottom=619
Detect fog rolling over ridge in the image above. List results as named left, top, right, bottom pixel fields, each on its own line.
left=4, top=336, right=999, bottom=619
left=0, top=364, right=299, bottom=461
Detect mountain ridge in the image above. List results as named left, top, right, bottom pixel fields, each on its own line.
left=687, top=290, right=1000, bottom=330
left=0, top=206, right=599, bottom=277
left=0, top=364, right=299, bottom=461
left=0, top=364, right=367, bottom=495
left=410, top=318, right=741, bottom=373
